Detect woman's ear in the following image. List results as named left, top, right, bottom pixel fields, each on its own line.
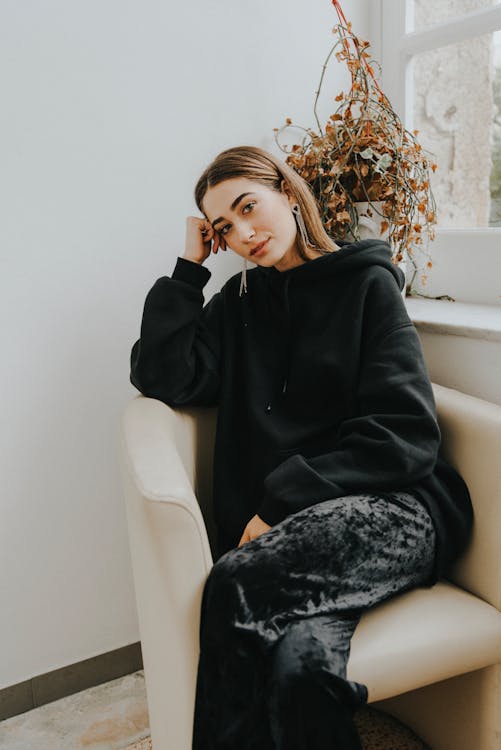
left=280, top=179, right=295, bottom=205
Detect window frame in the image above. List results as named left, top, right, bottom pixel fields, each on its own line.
left=370, top=0, right=501, bottom=304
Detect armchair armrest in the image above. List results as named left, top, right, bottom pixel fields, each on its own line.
left=118, top=395, right=215, bottom=750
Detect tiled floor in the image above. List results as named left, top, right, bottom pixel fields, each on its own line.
left=0, top=671, right=150, bottom=750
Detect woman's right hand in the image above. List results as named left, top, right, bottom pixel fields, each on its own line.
left=183, top=216, right=227, bottom=265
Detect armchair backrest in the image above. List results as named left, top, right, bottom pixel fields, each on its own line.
left=432, top=383, right=501, bottom=610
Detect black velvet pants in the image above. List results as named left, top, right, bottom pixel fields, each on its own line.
left=191, top=491, right=437, bottom=749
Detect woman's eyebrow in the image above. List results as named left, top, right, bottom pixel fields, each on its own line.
left=211, top=192, right=255, bottom=228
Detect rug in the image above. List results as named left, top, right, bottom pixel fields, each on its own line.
left=121, top=706, right=432, bottom=749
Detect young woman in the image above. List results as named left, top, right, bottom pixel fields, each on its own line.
left=130, top=145, right=473, bottom=749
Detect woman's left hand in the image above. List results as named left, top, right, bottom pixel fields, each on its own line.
left=238, top=514, right=272, bottom=547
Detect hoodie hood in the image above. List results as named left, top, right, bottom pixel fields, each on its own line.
left=255, top=238, right=406, bottom=292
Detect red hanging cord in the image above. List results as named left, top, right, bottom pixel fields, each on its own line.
left=330, top=0, right=385, bottom=98
left=331, top=0, right=350, bottom=27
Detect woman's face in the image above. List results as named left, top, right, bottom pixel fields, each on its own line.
left=202, top=177, right=302, bottom=271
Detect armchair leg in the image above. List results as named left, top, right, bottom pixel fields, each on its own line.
left=370, top=664, right=500, bottom=750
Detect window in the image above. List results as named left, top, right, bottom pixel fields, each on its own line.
left=372, top=0, right=501, bottom=304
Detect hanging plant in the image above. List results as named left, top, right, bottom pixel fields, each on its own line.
left=273, top=0, right=438, bottom=295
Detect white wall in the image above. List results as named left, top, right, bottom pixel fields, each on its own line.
left=0, top=0, right=369, bottom=688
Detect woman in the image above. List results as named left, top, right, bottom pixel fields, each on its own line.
left=130, top=145, right=473, bottom=749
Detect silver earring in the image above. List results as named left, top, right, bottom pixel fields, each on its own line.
left=239, top=258, right=248, bottom=297
left=292, top=204, right=315, bottom=248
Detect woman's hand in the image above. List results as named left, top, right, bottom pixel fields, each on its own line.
left=238, top=514, right=272, bottom=548
left=183, top=216, right=227, bottom=265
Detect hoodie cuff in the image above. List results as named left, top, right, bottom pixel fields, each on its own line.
left=257, top=492, right=288, bottom=527
left=172, top=256, right=211, bottom=290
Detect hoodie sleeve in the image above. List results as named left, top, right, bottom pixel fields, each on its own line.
left=257, top=278, right=441, bottom=525
left=130, top=256, right=222, bottom=407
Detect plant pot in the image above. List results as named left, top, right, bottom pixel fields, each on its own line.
left=353, top=201, right=407, bottom=298
left=353, top=201, right=389, bottom=241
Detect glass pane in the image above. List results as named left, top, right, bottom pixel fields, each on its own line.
left=414, top=0, right=501, bottom=32
left=412, top=30, right=501, bottom=227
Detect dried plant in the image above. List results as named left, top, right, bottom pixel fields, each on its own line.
left=273, top=0, right=438, bottom=294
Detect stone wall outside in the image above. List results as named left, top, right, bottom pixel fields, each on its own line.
left=413, top=0, right=498, bottom=227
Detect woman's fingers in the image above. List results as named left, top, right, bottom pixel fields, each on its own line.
left=213, top=231, right=228, bottom=254
left=200, top=222, right=212, bottom=243
left=197, top=218, right=227, bottom=255
left=237, top=529, right=249, bottom=548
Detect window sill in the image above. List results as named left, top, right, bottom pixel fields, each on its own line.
left=404, top=297, right=501, bottom=342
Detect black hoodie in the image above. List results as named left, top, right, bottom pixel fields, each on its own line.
left=130, top=239, right=473, bottom=585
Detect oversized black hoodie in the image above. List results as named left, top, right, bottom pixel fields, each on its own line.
left=130, top=238, right=473, bottom=585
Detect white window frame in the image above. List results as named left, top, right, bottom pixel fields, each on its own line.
left=370, top=0, right=501, bottom=305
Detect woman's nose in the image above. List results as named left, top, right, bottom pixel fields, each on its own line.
left=238, top=223, right=256, bottom=244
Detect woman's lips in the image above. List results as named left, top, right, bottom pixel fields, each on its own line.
left=250, top=239, right=269, bottom=257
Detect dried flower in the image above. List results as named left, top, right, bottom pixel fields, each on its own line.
left=273, top=0, right=437, bottom=293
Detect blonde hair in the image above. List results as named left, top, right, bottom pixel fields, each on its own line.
left=194, top=145, right=339, bottom=260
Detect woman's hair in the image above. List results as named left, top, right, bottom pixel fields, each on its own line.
left=194, top=145, right=339, bottom=259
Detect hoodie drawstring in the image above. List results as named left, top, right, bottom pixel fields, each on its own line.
left=264, top=275, right=292, bottom=413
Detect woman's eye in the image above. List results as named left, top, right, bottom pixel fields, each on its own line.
left=219, top=203, right=255, bottom=236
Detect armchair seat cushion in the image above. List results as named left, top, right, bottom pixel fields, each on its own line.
left=348, top=581, right=501, bottom=702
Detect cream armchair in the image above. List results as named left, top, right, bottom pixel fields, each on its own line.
left=118, top=383, right=501, bottom=750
